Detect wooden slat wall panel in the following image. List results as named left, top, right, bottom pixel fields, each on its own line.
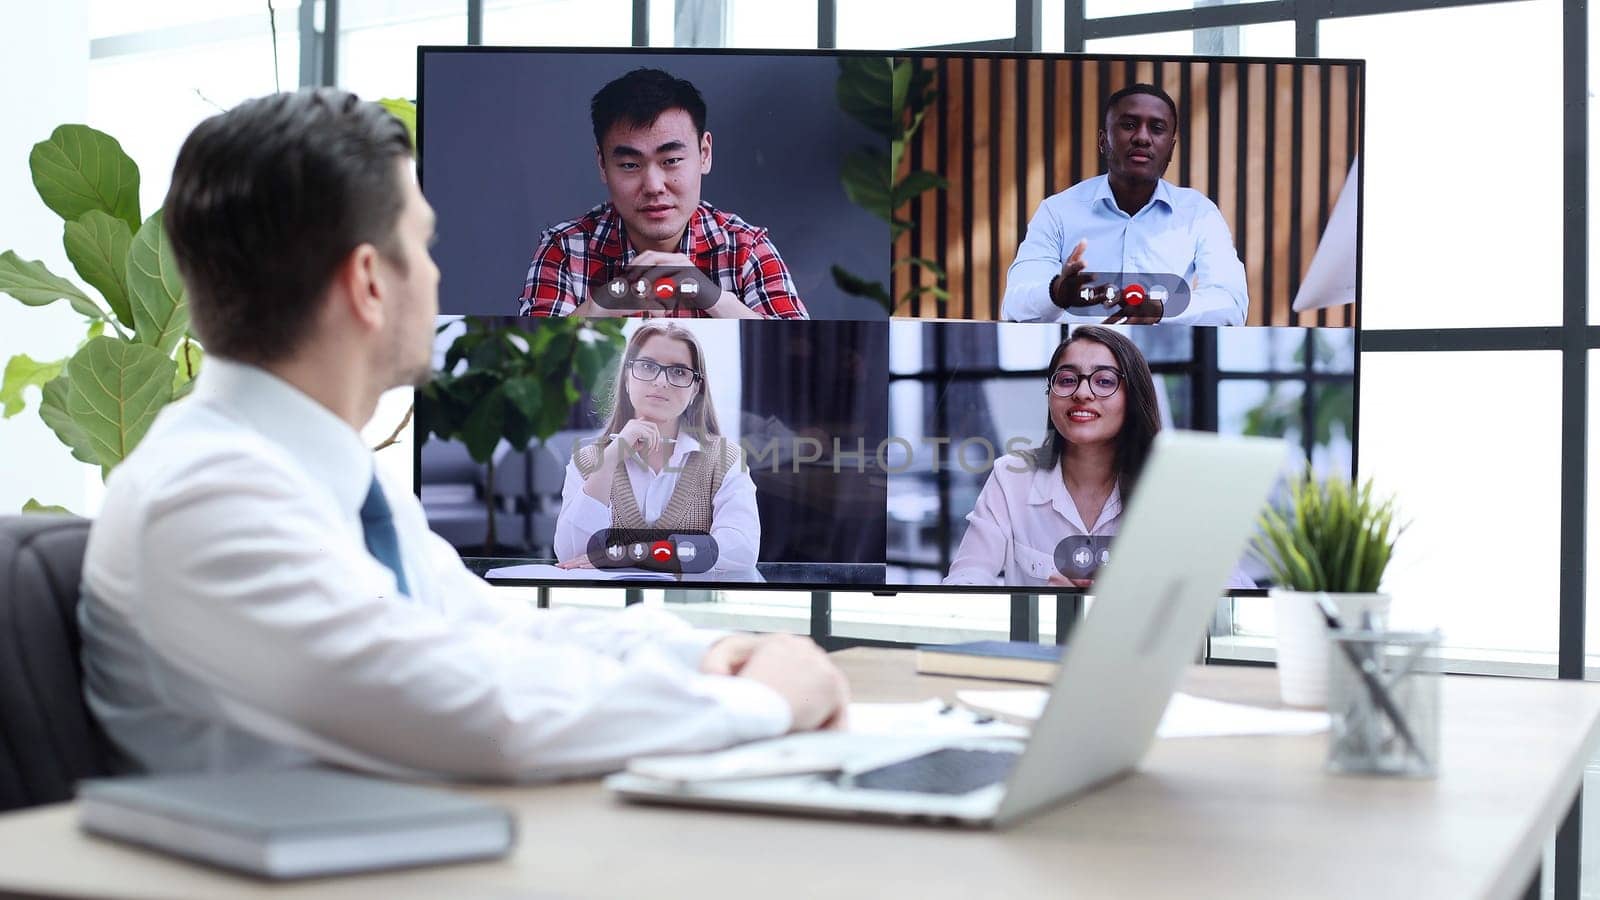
left=892, top=58, right=1362, bottom=325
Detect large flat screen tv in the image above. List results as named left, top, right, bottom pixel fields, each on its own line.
left=415, top=46, right=1363, bottom=594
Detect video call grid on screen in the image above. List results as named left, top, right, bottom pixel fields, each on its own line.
left=417, top=46, right=1363, bottom=329
left=414, top=46, right=1364, bottom=593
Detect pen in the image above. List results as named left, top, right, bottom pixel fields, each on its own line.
left=1311, top=594, right=1430, bottom=767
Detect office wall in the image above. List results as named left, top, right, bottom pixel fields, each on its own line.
left=0, top=0, right=92, bottom=515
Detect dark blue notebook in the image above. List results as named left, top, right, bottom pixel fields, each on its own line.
left=915, top=640, right=1063, bottom=683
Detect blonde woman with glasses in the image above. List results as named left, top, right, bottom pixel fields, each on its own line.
left=555, top=322, right=757, bottom=575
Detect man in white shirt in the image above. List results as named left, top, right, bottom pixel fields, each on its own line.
left=79, top=88, right=848, bottom=781
left=1001, top=83, right=1249, bottom=326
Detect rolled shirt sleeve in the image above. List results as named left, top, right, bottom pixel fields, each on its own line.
left=1001, top=200, right=1072, bottom=323
left=101, top=441, right=790, bottom=782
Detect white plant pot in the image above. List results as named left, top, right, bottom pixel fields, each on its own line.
left=1271, top=589, right=1391, bottom=708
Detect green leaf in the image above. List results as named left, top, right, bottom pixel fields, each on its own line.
left=840, top=150, right=894, bottom=221
left=376, top=98, right=417, bottom=154
left=172, top=338, right=203, bottom=395
left=502, top=376, right=542, bottom=423
left=892, top=170, right=948, bottom=209
left=0, top=251, right=104, bottom=318
left=905, top=65, right=938, bottom=118
left=29, top=125, right=141, bottom=232
left=63, top=210, right=135, bottom=327
left=574, top=341, right=606, bottom=393
left=1, top=354, right=65, bottom=418
left=831, top=265, right=893, bottom=310
left=836, top=57, right=896, bottom=139
left=127, top=211, right=190, bottom=354
left=22, top=498, right=72, bottom=515
left=890, top=60, right=912, bottom=129
left=39, top=374, right=98, bottom=464
left=458, top=384, right=506, bottom=464
left=65, top=337, right=177, bottom=470
left=893, top=255, right=947, bottom=278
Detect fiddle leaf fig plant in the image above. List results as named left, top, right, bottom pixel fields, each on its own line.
left=6, top=95, right=419, bottom=514
left=0, top=124, right=200, bottom=511
left=416, top=317, right=627, bottom=551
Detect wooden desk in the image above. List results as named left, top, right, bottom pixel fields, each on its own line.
left=1, top=649, right=1598, bottom=900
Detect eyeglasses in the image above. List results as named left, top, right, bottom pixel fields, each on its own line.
left=627, top=358, right=701, bottom=388
left=1049, top=366, right=1123, bottom=399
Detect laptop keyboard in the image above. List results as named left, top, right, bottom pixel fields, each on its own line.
left=846, top=748, right=1020, bottom=795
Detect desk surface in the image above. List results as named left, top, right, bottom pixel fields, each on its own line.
left=2, top=649, right=1599, bottom=900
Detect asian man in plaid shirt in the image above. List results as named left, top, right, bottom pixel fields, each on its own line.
left=518, top=68, right=808, bottom=320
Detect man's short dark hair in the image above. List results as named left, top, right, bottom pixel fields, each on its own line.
left=590, top=68, right=708, bottom=149
left=1101, top=83, right=1179, bottom=131
left=164, top=87, right=413, bottom=364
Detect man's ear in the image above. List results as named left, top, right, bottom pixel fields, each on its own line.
left=332, top=243, right=385, bottom=332
left=700, top=131, right=713, bottom=175
left=1097, top=128, right=1109, bottom=157
left=596, top=146, right=608, bottom=186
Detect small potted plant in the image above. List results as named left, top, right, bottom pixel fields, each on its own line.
left=1253, top=471, right=1405, bottom=707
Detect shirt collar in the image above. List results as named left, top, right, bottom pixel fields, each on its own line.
left=191, top=356, right=374, bottom=515
left=1092, top=174, right=1175, bottom=217
left=1025, top=457, right=1122, bottom=531
left=596, top=202, right=726, bottom=261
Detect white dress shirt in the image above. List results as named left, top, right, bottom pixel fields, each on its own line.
left=943, top=451, right=1254, bottom=589
left=80, top=358, right=789, bottom=781
left=1001, top=175, right=1249, bottom=325
left=553, top=432, right=761, bottom=576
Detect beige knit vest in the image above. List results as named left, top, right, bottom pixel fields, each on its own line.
left=573, top=436, right=741, bottom=533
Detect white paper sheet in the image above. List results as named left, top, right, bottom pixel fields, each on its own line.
left=626, top=702, right=1025, bottom=784
left=847, top=699, right=1028, bottom=739
left=956, top=689, right=1330, bottom=739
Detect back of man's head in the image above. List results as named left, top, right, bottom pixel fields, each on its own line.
left=589, top=68, right=708, bottom=148
left=165, top=88, right=413, bottom=365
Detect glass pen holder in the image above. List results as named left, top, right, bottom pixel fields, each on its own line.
left=1325, top=628, right=1441, bottom=778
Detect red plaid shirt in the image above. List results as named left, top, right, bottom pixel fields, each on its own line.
left=519, top=202, right=808, bottom=319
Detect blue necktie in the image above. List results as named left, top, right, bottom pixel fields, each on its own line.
left=360, top=477, right=410, bottom=598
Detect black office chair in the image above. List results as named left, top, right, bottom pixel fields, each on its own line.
left=0, top=514, right=117, bottom=811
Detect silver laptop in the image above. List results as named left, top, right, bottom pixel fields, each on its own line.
left=606, top=431, right=1288, bottom=828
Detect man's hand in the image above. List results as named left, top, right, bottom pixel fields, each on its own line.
left=1102, top=296, right=1165, bottom=325
left=1047, top=572, right=1094, bottom=589
left=714, top=633, right=850, bottom=732
left=571, top=296, right=630, bottom=318
left=1050, top=239, right=1091, bottom=310
left=623, top=251, right=734, bottom=315
left=699, top=632, right=767, bottom=676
